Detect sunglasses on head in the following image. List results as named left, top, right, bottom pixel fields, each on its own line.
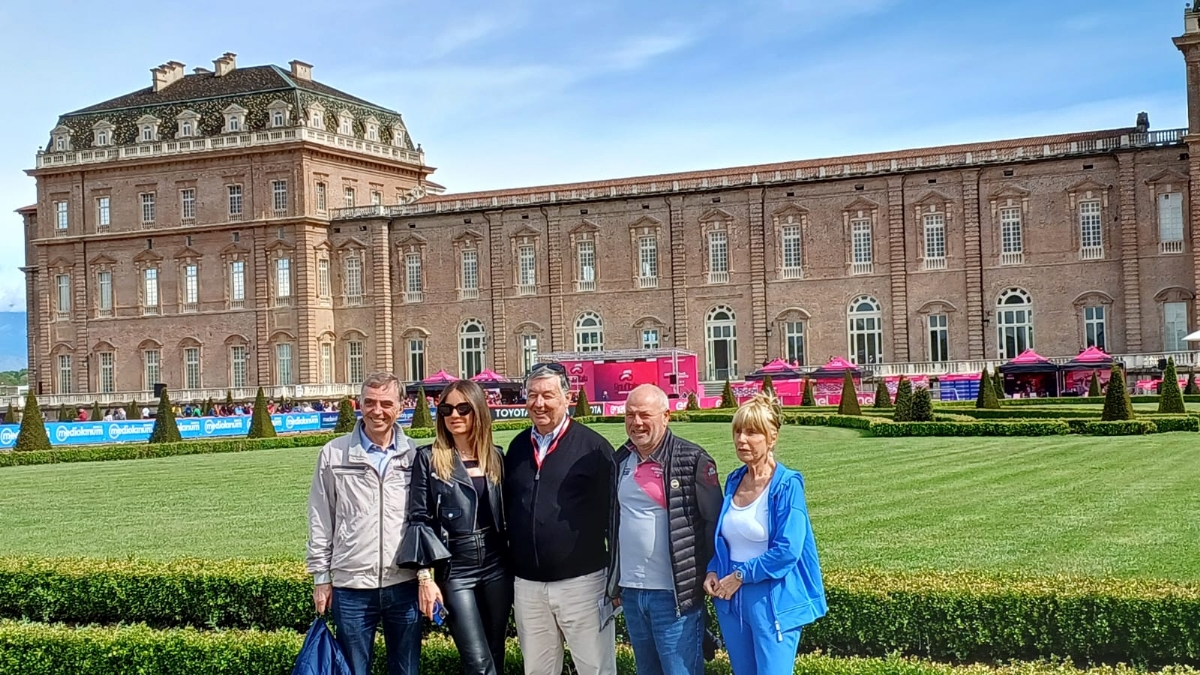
left=437, top=402, right=474, bottom=417
left=531, top=363, right=566, bottom=375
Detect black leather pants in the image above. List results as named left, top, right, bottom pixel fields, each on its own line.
left=441, top=529, right=513, bottom=675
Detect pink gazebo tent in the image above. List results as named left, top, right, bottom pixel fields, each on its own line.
left=471, top=369, right=522, bottom=393
left=746, top=358, right=803, bottom=381
left=1061, top=346, right=1114, bottom=371
left=1060, top=347, right=1116, bottom=395
left=808, top=357, right=863, bottom=380
left=998, top=349, right=1059, bottom=397
left=423, top=370, right=459, bottom=384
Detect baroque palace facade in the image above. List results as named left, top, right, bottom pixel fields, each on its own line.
left=20, top=12, right=1200, bottom=403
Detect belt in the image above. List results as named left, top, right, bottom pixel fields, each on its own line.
left=447, top=528, right=501, bottom=556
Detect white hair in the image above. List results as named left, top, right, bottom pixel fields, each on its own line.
left=525, top=368, right=570, bottom=395
left=627, top=384, right=669, bottom=412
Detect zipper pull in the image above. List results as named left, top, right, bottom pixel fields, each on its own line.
left=776, top=620, right=783, bottom=642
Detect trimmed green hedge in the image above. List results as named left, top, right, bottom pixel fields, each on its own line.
left=868, top=421, right=1071, bottom=437
left=942, top=395, right=1200, bottom=407
left=5, top=622, right=1194, bottom=675
left=0, top=434, right=336, bottom=468
left=1148, top=416, right=1200, bottom=433
left=4, top=559, right=1199, bottom=665
left=1076, top=420, right=1158, bottom=436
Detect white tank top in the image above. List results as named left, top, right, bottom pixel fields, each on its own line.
left=721, top=488, right=769, bottom=563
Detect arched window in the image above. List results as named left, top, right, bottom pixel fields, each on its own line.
left=459, top=319, right=486, bottom=378
left=996, top=288, right=1034, bottom=359
left=574, top=312, right=604, bottom=352
left=847, top=296, right=884, bottom=365
left=706, top=306, right=738, bottom=380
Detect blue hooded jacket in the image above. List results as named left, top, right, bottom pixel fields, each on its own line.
left=708, top=461, right=827, bottom=636
left=292, top=617, right=352, bottom=675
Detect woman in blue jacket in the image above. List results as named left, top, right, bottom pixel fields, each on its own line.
left=704, top=393, right=827, bottom=674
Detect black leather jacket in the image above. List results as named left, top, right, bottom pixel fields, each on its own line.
left=398, top=444, right=507, bottom=572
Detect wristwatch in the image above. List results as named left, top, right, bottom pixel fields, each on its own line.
left=733, top=569, right=744, bottom=582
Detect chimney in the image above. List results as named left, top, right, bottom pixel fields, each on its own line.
left=1136, top=112, right=1150, bottom=133
left=151, top=60, right=187, bottom=92
left=290, top=60, right=313, bottom=81
left=193, top=67, right=212, bottom=75
left=213, top=52, right=237, bottom=77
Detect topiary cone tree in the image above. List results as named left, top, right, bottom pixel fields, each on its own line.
left=411, top=386, right=435, bottom=428
left=334, top=397, right=357, bottom=433
left=1158, top=356, right=1186, bottom=414
left=1101, top=363, right=1134, bottom=421
left=911, top=386, right=934, bottom=422
left=572, top=387, right=592, bottom=419
left=801, top=378, right=816, bottom=407
left=247, top=387, right=277, bottom=438
left=14, top=391, right=50, bottom=452
left=992, top=367, right=1005, bottom=402
left=720, top=380, right=737, bottom=409
left=148, top=388, right=183, bottom=444
left=59, top=406, right=77, bottom=422
left=686, top=391, right=700, bottom=411
left=91, top=401, right=101, bottom=420
left=126, top=400, right=140, bottom=420
left=761, top=374, right=775, bottom=398
left=2, top=405, right=15, bottom=424
left=893, top=376, right=914, bottom=422
left=225, top=390, right=235, bottom=408
left=837, top=371, right=862, bottom=416
left=1186, top=369, right=1200, bottom=395
left=873, top=378, right=891, bottom=409
left=1088, top=371, right=1102, bottom=397
left=975, top=369, right=994, bottom=409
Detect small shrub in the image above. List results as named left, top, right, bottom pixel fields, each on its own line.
left=1080, top=420, right=1157, bottom=436
left=1088, top=371, right=1102, bottom=397
left=246, top=388, right=277, bottom=439
left=801, top=378, right=816, bottom=407
left=837, top=371, right=861, bottom=416
left=992, top=367, right=1005, bottom=401
left=1158, top=357, right=1186, bottom=414
left=911, top=387, right=934, bottom=422
left=893, top=376, right=914, bottom=422
left=90, top=401, right=101, bottom=420
left=1186, top=370, right=1199, bottom=395
left=873, top=379, right=891, bottom=409
left=334, top=397, right=357, bottom=433
left=412, top=386, right=435, bottom=429
left=686, top=392, right=700, bottom=411
left=761, top=374, right=775, bottom=398
left=59, top=406, right=77, bottom=422
left=126, top=400, right=140, bottom=420
left=14, top=391, right=50, bottom=452
left=975, top=369, right=992, bottom=409
left=2, top=406, right=14, bottom=424
left=720, top=380, right=737, bottom=409
left=224, top=390, right=235, bottom=407
left=148, top=389, right=182, bottom=444
left=1101, top=364, right=1134, bottom=421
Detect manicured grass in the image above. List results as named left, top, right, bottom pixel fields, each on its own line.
left=0, top=423, right=1197, bottom=580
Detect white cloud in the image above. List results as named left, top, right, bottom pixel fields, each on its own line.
left=0, top=279, right=25, bottom=312
left=605, top=33, right=695, bottom=70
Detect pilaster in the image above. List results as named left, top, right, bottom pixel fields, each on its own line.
left=886, top=176, right=909, bottom=362
left=484, top=212, right=508, bottom=374
left=545, top=211, right=566, bottom=352
left=370, top=220, right=394, bottom=373
left=1117, top=153, right=1143, bottom=352
left=667, top=196, right=689, bottom=349
left=961, top=169, right=985, bottom=358
left=253, top=227, right=270, bottom=386
left=748, top=192, right=768, bottom=365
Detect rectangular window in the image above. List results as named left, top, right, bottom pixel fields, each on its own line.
left=180, top=188, right=196, bottom=222
left=316, top=183, right=327, bottom=213
left=521, top=335, right=538, bottom=375
left=408, top=338, right=426, bottom=382
left=371, top=191, right=382, bottom=206
left=708, top=230, right=728, bottom=284
left=1079, top=200, right=1103, bottom=258
left=144, top=350, right=161, bottom=388
left=1000, top=206, right=1023, bottom=264
left=227, top=185, right=243, bottom=219
left=55, top=201, right=68, bottom=231
left=182, top=264, right=198, bottom=310
left=344, top=187, right=355, bottom=208
left=140, top=193, right=156, bottom=225
left=405, top=253, right=423, bottom=302
left=1159, top=192, right=1185, bottom=253
left=320, top=343, right=333, bottom=384
left=923, top=213, right=946, bottom=269
left=317, top=258, right=331, bottom=300
left=230, top=346, right=247, bottom=388
left=461, top=249, right=479, bottom=298
left=96, top=197, right=111, bottom=230
left=275, top=344, right=293, bottom=385
left=518, top=244, right=536, bottom=292
left=344, top=255, right=363, bottom=304
left=348, top=342, right=364, bottom=384
left=143, top=268, right=159, bottom=313
left=785, top=321, right=805, bottom=365
left=55, top=274, right=71, bottom=319
left=275, top=258, right=292, bottom=303
left=639, top=236, right=658, bottom=285
left=272, top=180, right=288, bottom=214
left=1084, top=305, right=1106, bottom=351
left=1165, top=302, right=1188, bottom=352
left=230, top=261, right=245, bottom=307
left=577, top=240, right=596, bottom=291
left=57, top=354, right=72, bottom=394
left=97, top=270, right=112, bottom=316
left=851, top=219, right=872, bottom=273
left=184, top=347, right=201, bottom=389
left=641, top=328, right=660, bottom=350
left=928, top=314, right=949, bottom=362
left=781, top=225, right=803, bottom=277
left=99, top=352, right=114, bottom=393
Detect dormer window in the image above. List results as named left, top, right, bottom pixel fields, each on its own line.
left=135, top=115, right=160, bottom=143
left=92, top=120, right=114, bottom=147
left=391, top=125, right=407, bottom=147
left=96, top=131, right=108, bottom=146
left=222, top=104, right=248, bottom=134
left=365, top=117, right=379, bottom=141
left=175, top=110, right=200, bottom=139
left=338, top=111, right=354, bottom=136
left=307, top=103, right=326, bottom=130
left=50, top=125, right=72, bottom=152
left=55, top=137, right=66, bottom=151
left=267, top=100, right=291, bottom=128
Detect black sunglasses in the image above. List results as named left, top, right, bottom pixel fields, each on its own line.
left=531, top=363, right=566, bottom=375
left=437, top=402, right=474, bottom=417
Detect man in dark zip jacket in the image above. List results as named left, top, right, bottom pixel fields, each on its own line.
left=605, top=384, right=722, bottom=675
left=504, top=364, right=616, bottom=675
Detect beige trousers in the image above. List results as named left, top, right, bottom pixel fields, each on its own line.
left=513, top=570, right=617, bottom=675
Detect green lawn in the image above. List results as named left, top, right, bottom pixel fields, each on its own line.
left=1, top=423, right=1197, bottom=581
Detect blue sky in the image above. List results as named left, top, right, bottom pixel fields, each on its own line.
left=0, top=0, right=1187, bottom=312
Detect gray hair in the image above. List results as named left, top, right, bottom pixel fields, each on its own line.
left=627, top=383, right=669, bottom=412
left=360, top=371, right=402, bottom=402
left=525, top=367, right=570, bottom=395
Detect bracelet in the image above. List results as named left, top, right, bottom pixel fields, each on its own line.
left=416, top=569, right=433, bottom=583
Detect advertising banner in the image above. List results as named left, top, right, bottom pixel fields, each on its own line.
left=0, top=412, right=347, bottom=450
left=592, top=361, right=660, bottom=401
left=556, top=354, right=700, bottom=402
left=1063, top=369, right=1112, bottom=396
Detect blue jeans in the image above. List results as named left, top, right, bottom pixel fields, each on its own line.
left=621, top=587, right=704, bottom=675
left=331, top=582, right=422, bottom=675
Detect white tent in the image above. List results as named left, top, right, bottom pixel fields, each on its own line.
left=1184, top=330, right=1200, bottom=342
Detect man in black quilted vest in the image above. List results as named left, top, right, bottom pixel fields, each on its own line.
left=606, top=384, right=722, bottom=675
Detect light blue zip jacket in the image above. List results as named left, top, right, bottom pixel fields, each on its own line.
left=708, top=462, right=827, bottom=635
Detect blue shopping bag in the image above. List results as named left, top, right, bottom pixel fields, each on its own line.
left=291, top=616, right=352, bottom=675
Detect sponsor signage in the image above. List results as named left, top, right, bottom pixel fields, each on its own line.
left=0, top=412, right=349, bottom=449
